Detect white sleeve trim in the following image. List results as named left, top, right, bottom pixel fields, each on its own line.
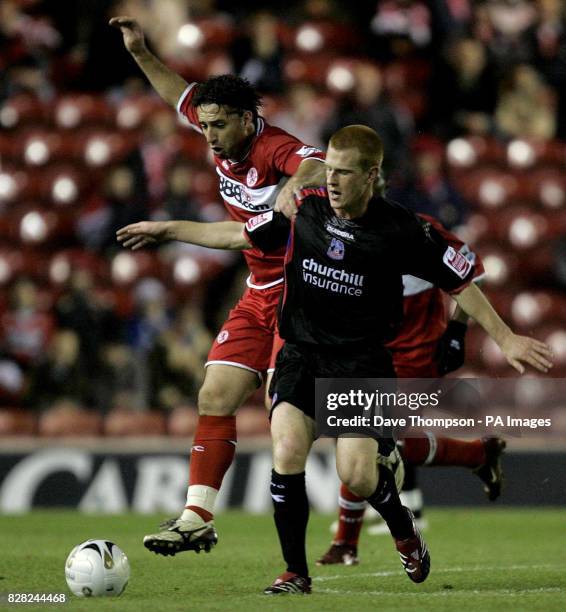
left=176, top=83, right=202, bottom=133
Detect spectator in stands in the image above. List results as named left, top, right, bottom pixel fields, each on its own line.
left=100, top=163, right=149, bottom=250
left=387, top=135, right=469, bottom=229
left=0, top=279, right=54, bottom=371
left=322, top=62, right=411, bottom=180
left=97, top=342, right=141, bottom=412
left=271, top=83, right=326, bottom=150
left=473, top=0, right=537, bottom=71
left=140, top=109, right=180, bottom=202
left=429, top=0, right=474, bottom=43
left=495, top=62, right=556, bottom=140
left=28, top=329, right=91, bottom=411
left=128, top=278, right=172, bottom=353
left=369, top=0, right=433, bottom=61
left=55, top=268, right=118, bottom=372
left=147, top=304, right=211, bottom=409
left=157, top=159, right=203, bottom=222
left=527, top=0, right=566, bottom=138
left=427, top=36, right=498, bottom=138
left=230, top=11, right=284, bottom=93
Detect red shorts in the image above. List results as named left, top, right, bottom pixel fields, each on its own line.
left=206, top=283, right=284, bottom=379
left=393, top=345, right=439, bottom=378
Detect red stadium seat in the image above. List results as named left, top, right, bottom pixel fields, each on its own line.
left=510, top=291, right=566, bottom=329
left=82, top=131, right=136, bottom=167
left=283, top=53, right=337, bottom=86
left=0, top=247, right=51, bottom=284
left=475, top=245, right=520, bottom=287
left=52, top=94, right=112, bottom=129
left=17, top=130, right=65, bottom=167
left=48, top=249, right=107, bottom=286
left=167, top=405, right=199, bottom=437
left=290, top=22, right=357, bottom=54
left=115, top=96, right=169, bottom=130
left=39, top=404, right=103, bottom=437
left=453, top=169, right=518, bottom=209
left=104, top=409, right=167, bottom=436
left=176, top=17, right=235, bottom=52
left=0, top=166, right=39, bottom=203
left=110, top=251, right=164, bottom=286
left=0, top=409, right=36, bottom=435
left=0, top=95, right=47, bottom=130
left=545, top=329, right=566, bottom=367
left=41, top=165, right=87, bottom=206
left=15, top=207, right=77, bottom=246
left=446, top=136, right=506, bottom=171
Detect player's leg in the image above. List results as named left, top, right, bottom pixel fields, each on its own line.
left=143, top=364, right=258, bottom=555
left=336, top=437, right=430, bottom=583
left=264, top=401, right=314, bottom=595
left=401, top=434, right=506, bottom=500
left=316, top=483, right=366, bottom=565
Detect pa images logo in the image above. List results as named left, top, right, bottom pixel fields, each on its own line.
left=327, top=237, right=345, bottom=260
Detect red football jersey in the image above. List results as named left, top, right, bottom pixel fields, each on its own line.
left=177, top=84, right=325, bottom=287
left=388, top=215, right=485, bottom=371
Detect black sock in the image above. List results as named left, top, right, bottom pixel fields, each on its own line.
left=270, top=470, right=309, bottom=578
left=402, top=463, right=418, bottom=491
left=366, top=465, right=413, bottom=540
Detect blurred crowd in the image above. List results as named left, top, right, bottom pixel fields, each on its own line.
left=1, top=0, right=565, bottom=420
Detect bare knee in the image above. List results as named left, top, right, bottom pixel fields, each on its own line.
left=198, top=384, right=238, bottom=416
left=272, top=436, right=308, bottom=474
left=338, top=459, right=375, bottom=498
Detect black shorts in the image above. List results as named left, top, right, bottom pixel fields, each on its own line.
left=270, top=342, right=396, bottom=445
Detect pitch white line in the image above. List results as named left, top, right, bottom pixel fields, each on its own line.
left=313, top=563, right=559, bottom=583
left=317, top=587, right=564, bottom=597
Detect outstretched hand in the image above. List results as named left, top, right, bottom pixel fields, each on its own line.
left=116, top=222, right=168, bottom=250
left=499, top=333, right=554, bottom=374
left=109, top=16, right=147, bottom=55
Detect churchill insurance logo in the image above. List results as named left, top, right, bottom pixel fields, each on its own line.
left=246, top=167, right=258, bottom=187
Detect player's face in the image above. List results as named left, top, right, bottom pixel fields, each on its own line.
left=197, top=104, right=254, bottom=160
left=325, top=146, right=377, bottom=217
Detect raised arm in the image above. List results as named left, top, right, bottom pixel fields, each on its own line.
left=117, top=220, right=250, bottom=251
left=453, top=282, right=553, bottom=374
left=109, top=16, right=189, bottom=108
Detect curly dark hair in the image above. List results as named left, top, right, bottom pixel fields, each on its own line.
left=191, top=75, right=262, bottom=119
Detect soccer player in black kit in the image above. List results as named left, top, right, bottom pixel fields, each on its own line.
left=118, top=125, right=553, bottom=595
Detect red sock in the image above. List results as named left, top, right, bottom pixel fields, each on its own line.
left=186, top=415, right=237, bottom=519
left=334, top=483, right=366, bottom=547
left=401, top=435, right=486, bottom=468
left=430, top=437, right=486, bottom=468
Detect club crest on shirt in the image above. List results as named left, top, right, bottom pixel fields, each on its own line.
left=246, top=167, right=258, bottom=187
left=217, top=330, right=229, bottom=344
left=327, top=237, right=345, bottom=260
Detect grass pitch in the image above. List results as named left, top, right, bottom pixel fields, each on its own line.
left=0, top=509, right=564, bottom=611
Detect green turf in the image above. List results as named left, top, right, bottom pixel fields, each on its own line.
left=0, top=509, right=564, bottom=611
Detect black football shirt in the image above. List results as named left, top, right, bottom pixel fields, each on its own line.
left=244, top=188, right=476, bottom=348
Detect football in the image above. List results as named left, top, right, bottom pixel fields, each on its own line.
left=65, top=539, right=130, bottom=598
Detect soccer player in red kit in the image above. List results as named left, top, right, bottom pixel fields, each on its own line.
left=317, top=216, right=506, bottom=566
left=111, top=16, right=326, bottom=555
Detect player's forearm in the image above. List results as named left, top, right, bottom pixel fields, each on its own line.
left=451, top=305, right=470, bottom=325
left=130, top=48, right=189, bottom=108
left=164, top=220, right=250, bottom=250
left=292, top=158, right=326, bottom=188
left=453, top=283, right=512, bottom=347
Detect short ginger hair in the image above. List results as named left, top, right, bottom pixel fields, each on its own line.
left=329, top=125, right=384, bottom=170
